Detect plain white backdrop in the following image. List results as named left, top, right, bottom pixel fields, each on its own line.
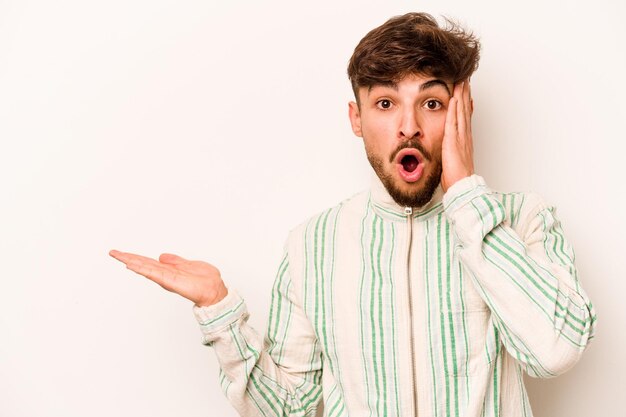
left=1, top=0, right=624, bottom=416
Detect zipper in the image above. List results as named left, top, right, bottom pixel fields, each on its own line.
left=404, top=206, right=418, bottom=417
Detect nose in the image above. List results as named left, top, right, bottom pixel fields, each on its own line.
left=398, top=107, right=422, bottom=141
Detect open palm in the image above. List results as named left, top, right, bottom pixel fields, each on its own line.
left=109, top=250, right=228, bottom=307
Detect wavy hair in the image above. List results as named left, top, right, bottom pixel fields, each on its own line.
left=347, top=13, right=480, bottom=100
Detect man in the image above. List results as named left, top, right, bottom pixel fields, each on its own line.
left=110, top=12, right=596, bottom=417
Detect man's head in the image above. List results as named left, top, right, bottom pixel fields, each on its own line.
left=347, top=13, right=480, bottom=208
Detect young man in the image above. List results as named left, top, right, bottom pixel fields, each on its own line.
left=110, top=12, right=596, bottom=417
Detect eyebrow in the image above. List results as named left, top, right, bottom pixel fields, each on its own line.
left=420, top=79, right=451, bottom=96
left=368, top=78, right=451, bottom=96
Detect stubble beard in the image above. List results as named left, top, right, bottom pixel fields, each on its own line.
left=367, top=150, right=442, bottom=209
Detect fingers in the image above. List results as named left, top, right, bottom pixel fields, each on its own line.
left=456, top=82, right=466, bottom=138
left=109, top=249, right=150, bottom=265
left=463, top=80, right=474, bottom=152
left=109, top=249, right=180, bottom=288
left=125, top=259, right=172, bottom=286
left=110, top=250, right=163, bottom=268
left=441, top=80, right=475, bottom=191
left=450, top=80, right=473, bottom=150
left=452, top=81, right=470, bottom=131
left=445, top=96, right=458, bottom=139
left=463, top=80, right=472, bottom=129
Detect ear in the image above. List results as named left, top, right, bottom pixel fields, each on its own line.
left=348, top=101, right=362, bottom=137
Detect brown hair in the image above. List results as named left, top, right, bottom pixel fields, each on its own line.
left=347, top=12, right=480, bottom=100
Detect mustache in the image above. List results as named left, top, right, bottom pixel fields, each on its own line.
left=389, top=140, right=433, bottom=164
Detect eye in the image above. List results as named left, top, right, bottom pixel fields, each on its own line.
left=424, top=99, right=442, bottom=110
left=376, top=99, right=393, bottom=110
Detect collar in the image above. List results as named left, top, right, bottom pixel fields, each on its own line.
left=369, top=171, right=444, bottom=222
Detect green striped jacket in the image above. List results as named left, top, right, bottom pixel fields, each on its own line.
left=194, top=174, right=596, bottom=417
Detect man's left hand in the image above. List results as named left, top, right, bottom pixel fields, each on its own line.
left=441, top=80, right=475, bottom=192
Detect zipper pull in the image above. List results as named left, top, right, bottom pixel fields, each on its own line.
left=404, top=207, right=413, bottom=216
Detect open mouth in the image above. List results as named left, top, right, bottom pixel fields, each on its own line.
left=395, top=149, right=424, bottom=183
left=401, top=154, right=419, bottom=173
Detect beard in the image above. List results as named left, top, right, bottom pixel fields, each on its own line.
left=366, top=140, right=442, bottom=208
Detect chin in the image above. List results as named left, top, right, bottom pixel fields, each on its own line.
left=386, top=169, right=442, bottom=208
left=368, top=153, right=442, bottom=207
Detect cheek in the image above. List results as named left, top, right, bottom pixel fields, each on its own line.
left=361, top=121, right=393, bottom=150
left=421, top=116, right=445, bottom=161
left=432, top=140, right=443, bottom=161
left=422, top=111, right=446, bottom=133
left=423, top=114, right=446, bottom=140
left=361, top=116, right=391, bottom=137
left=362, top=137, right=383, bottom=159
left=361, top=106, right=399, bottom=133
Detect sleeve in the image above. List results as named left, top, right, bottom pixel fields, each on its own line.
left=193, top=251, right=323, bottom=416
left=443, top=175, right=597, bottom=378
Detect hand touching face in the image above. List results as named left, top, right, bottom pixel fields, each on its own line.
left=440, top=80, right=474, bottom=192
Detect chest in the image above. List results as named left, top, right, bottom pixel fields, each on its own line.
left=296, top=215, right=487, bottom=352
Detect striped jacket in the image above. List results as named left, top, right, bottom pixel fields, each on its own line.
left=193, top=174, right=596, bottom=417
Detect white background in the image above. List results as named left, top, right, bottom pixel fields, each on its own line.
left=1, top=0, right=624, bottom=416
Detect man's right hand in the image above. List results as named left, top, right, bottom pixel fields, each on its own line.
left=109, top=250, right=228, bottom=307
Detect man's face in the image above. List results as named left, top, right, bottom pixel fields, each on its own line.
left=349, top=74, right=452, bottom=208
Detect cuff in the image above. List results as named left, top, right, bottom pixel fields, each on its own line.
left=443, top=174, right=489, bottom=213
left=193, top=289, right=247, bottom=344
left=443, top=175, right=506, bottom=242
